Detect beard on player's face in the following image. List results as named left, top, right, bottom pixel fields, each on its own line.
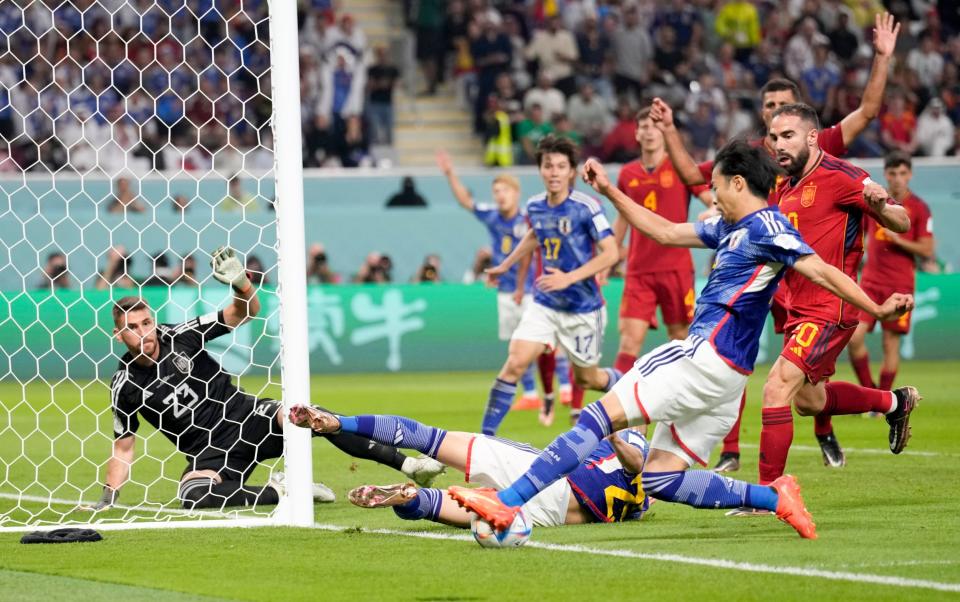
left=778, top=145, right=810, bottom=177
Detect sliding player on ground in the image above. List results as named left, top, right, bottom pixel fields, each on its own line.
left=653, top=12, right=900, bottom=472
left=84, top=247, right=442, bottom=512
left=848, top=152, right=934, bottom=391
left=444, top=141, right=912, bottom=540
left=288, top=407, right=649, bottom=528
left=611, top=107, right=712, bottom=377
left=479, top=135, right=620, bottom=435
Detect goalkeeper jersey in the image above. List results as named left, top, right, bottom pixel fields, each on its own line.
left=109, top=311, right=253, bottom=458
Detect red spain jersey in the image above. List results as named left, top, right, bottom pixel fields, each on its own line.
left=776, top=151, right=877, bottom=327
left=861, top=193, right=932, bottom=292
left=696, top=124, right=847, bottom=191
left=617, top=158, right=708, bottom=275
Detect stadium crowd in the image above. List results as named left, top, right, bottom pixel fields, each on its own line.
left=0, top=1, right=957, bottom=173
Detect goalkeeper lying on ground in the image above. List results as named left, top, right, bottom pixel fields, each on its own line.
left=83, top=247, right=443, bottom=511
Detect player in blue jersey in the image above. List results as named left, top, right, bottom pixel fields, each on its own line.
left=480, top=135, right=621, bottom=434
left=287, top=405, right=648, bottom=528
left=437, top=151, right=572, bottom=417
left=446, top=140, right=913, bottom=539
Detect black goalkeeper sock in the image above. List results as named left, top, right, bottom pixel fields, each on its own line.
left=179, top=478, right=279, bottom=509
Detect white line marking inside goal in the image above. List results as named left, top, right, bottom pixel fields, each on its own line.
left=738, top=443, right=956, bottom=458
left=310, top=523, right=960, bottom=594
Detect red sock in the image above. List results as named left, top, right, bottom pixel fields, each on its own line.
left=850, top=353, right=875, bottom=388
left=759, top=407, right=794, bottom=485
left=821, top=381, right=895, bottom=415
left=721, top=390, right=747, bottom=455
left=813, top=413, right=834, bottom=436
left=537, top=352, right=556, bottom=396
left=570, top=382, right=585, bottom=410
left=878, top=370, right=897, bottom=391
left=614, top=352, right=636, bottom=375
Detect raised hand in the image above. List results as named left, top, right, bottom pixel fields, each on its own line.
left=436, top=149, right=453, bottom=175
left=581, top=158, right=611, bottom=194
left=210, top=246, right=251, bottom=291
left=649, top=97, right=675, bottom=130
left=873, top=12, right=900, bottom=58
left=863, top=182, right=891, bottom=214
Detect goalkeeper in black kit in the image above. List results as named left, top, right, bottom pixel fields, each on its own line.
left=83, top=247, right=444, bottom=511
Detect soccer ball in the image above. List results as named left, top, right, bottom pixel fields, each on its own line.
left=470, top=508, right=532, bottom=549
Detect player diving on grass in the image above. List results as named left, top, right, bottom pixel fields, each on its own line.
left=479, top=135, right=621, bottom=433
left=654, top=12, right=902, bottom=472
left=443, top=140, right=911, bottom=539
left=287, top=408, right=649, bottom=529
left=82, top=247, right=443, bottom=512
left=437, top=150, right=572, bottom=422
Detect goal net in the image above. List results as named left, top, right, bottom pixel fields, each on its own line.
left=0, top=0, right=313, bottom=531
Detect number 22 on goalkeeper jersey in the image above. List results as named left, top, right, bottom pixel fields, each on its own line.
left=526, top=189, right=613, bottom=313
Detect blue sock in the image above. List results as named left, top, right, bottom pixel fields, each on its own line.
left=519, top=365, right=537, bottom=396
left=337, top=415, right=447, bottom=458
left=498, top=402, right=612, bottom=507
left=603, top=367, right=623, bottom=392
left=482, top=378, right=516, bottom=435
left=393, top=488, right=444, bottom=521
left=556, top=354, right=571, bottom=386
left=642, top=470, right=779, bottom=511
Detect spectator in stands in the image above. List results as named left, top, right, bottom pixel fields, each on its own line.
left=523, top=72, right=566, bottom=119
left=354, top=252, right=393, bottom=283
left=38, top=251, right=71, bottom=290
left=784, top=18, right=820, bottom=81
left=715, top=0, right=761, bottom=61
left=470, top=16, right=512, bottom=133
left=553, top=113, right=583, bottom=147
left=907, top=32, right=945, bottom=91
left=493, top=72, right=524, bottom=124
left=880, top=92, right=919, bottom=153
left=414, top=0, right=445, bottom=96
left=600, top=100, right=639, bottom=163
left=325, top=13, right=367, bottom=63
left=829, top=11, right=860, bottom=62
left=316, top=49, right=368, bottom=167
left=483, top=96, right=515, bottom=167
left=568, top=82, right=611, bottom=152
left=463, top=247, right=493, bottom=285
left=516, top=103, right=555, bottom=165
left=95, top=246, right=136, bottom=290
left=503, top=13, right=532, bottom=92
left=801, top=40, right=840, bottom=121
left=684, top=99, right=719, bottom=161
left=684, top=73, right=727, bottom=117
left=307, top=243, right=342, bottom=284
left=611, top=4, right=654, bottom=103
left=575, top=14, right=613, bottom=104
left=653, top=0, right=701, bottom=49
left=915, top=98, right=955, bottom=157
left=713, top=42, right=748, bottom=94
left=366, top=45, right=400, bottom=146
left=747, top=39, right=779, bottom=89
left=413, top=254, right=442, bottom=283
left=386, top=176, right=428, bottom=207
left=221, top=175, right=257, bottom=212
left=525, top=15, right=579, bottom=97
left=106, top=177, right=146, bottom=214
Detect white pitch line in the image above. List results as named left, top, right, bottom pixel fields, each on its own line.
left=311, top=523, right=960, bottom=594
left=739, top=443, right=957, bottom=458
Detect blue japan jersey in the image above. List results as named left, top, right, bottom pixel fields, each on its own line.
left=473, top=204, right=534, bottom=294
left=690, top=208, right=814, bottom=373
left=526, top=190, right=612, bottom=313
left=567, top=430, right=650, bottom=523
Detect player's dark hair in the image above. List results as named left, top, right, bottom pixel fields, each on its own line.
left=770, top=102, right=820, bottom=130
left=713, top=139, right=780, bottom=200
left=760, top=78, right=801, bottom=103
left=536, top=134, right=578, bottom=168
left=635, top=106, right=652, bottom=122
left=884, top=150, right=912, bottom=170
left=113, top=296, right=151, bottom=326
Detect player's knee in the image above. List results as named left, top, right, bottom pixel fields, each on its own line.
left=178, top=477, right=216, bottom=509
left=501, top=355, right=530, bottom=380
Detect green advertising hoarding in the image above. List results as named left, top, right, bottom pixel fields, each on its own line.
left=0, top=274, right=957, bottom=383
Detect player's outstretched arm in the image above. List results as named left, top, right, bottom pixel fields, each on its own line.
left=650, top=98, right=707, bottom=186
left=486, top=229, right=538, bottom=277
left=839, top=12, right=899, bottom=147
left=864, top=183, right=910, bottom=233
left=79, top=435, right=135, bottom=512
left=211, top=246, right=260, bottom=328
left=437, top=150, right=474, bottom=212
left=793, top=253, right=913, bottom=321
left=582, top=158, right=705, bottom=248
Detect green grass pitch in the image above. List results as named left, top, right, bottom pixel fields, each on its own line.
left=1, top=361, right=959, bottom=601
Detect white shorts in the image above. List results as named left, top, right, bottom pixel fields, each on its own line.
left=511, top=302, right=607, bottom=367
left=497, top=292, right=532, bottom=340
left=465, top=435, right=572, bottom=527
left=610, top=334, right=748, bottom=467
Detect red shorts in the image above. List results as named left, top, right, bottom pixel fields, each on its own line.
left=860, top=282, right=912, bottom=335
left=780, top=320, right=856, bottom=385
left=620, top=271, right=695, bottom=327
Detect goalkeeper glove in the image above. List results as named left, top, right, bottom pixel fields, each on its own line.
left=78, top=485, right=118, bottom=512
left=211, top=246, right=251, bottom=293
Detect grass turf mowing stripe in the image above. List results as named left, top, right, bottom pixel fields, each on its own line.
left=0, top=568, right=233, bottom=601
left=309, top=523, right=960, bottom=594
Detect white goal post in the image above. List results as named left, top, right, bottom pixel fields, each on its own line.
left=0, top=0, right=313, bottom=532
